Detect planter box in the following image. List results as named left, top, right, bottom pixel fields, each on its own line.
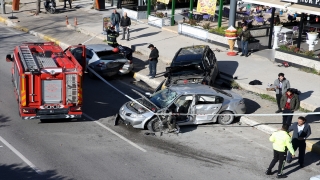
left=178, top=23, right=208, bottom=41
left=122, top=8, right=148, bottom=20
left=148, top=15, right=171, bottom=28
left=275, top=49, right=320, bottom=71
left=207, top=32, right=236, bottom=48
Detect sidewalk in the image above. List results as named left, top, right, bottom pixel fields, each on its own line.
left=0, top=1, right=320, bottom=154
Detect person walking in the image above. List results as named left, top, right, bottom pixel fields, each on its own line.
left=274, top=73, right=290, bottom=113
left=106, top=26, right=119, bottom=48
left=280, top=88, right=300, bottom=126
left=120, top=12, right=131, bottom=41
left=238, top=25, right=252, bottom=57
left=64, top=0, right=72, bottom=8
left=147, top=44, right=159, bottom=79
left=286, top=116, right=311, bottom=168
left=266, top=125, right=295, bottom=179
left=111, top=9, right=121, bottom=32
left=117, top=0, right=122, bottom=9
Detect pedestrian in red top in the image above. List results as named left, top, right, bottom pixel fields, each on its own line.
left=280, top=88, right=300, bottom=126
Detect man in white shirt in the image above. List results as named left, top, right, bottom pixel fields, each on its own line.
left=286, top=116, right=312, bottom=168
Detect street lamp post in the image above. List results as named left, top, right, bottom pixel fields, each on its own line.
left=189, top=0, right=193, bottom=19
left=171, top=0, right=176, bottom=26
left=147, top=0, right=151, bottom=17
left=218, top=0, right=223, bottom=27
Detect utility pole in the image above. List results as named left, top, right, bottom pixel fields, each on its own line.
left=36, top=0, right=41, bottom=14
left=147, top=0, right=150, bottom=17
left=1, top=0, right=5, bottom=14
left=189, top=0, right=193, bottom=19
left=171, top=0, right=175, bottom=26
left=218, top=0, right=223, bottom=27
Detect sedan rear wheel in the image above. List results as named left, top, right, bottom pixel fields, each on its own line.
left=217, top=111, right=234, bottom=125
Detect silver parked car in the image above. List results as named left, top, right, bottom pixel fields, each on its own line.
left=116, top=84, right=246, bottom=130
left=71, top=44, right=133, bottom=78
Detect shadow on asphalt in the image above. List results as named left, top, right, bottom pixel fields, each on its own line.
left=0, top=163, right=69, bottom=180
left=0, top=115, right=11, bottom=128
left=244, top=98, right=261, bottom=114
left=217, top=60, right=239, bottom=78
left=283, top=151, right=320, bottom=175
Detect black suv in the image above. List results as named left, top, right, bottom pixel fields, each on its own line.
left=156, top=45, right=219, bottom=91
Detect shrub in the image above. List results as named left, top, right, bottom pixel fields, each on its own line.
left=202, top=22, right=211, bottom=30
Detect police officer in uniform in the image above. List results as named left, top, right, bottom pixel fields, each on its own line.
left=106, top=26, right=119, bottom=48
left=266, top=124, right=295, bottom=179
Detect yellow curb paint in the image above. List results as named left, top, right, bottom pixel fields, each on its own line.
left=133, top=72, right=137, bottom=79
left=0, top=16, right=6, bottom=23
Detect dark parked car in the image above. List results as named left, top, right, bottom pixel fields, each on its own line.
left=158, top=45, right=219, bottom=91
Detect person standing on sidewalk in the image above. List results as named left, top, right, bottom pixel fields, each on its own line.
left=280, top=88, right=300, bottom=126
left=147, top=44, right=159, bottom=79
left=238, top=25, right=252, bottom=57
left=111, top=9, right=121, bottom=33
left=64, top=0, right=72, bottom=8
left=274, top=73, right=290, bottom=113
left=286, top=116, right=311, bottom=168
left=120, top=12, right=131, bottom=41
left=266, top=124, right=295, bottom=179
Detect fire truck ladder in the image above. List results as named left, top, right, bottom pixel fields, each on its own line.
left=18, top=46, right=40, bottom=73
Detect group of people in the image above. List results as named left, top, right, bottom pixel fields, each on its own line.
left=106, top=10, right=159, bottom=79
left=266, top=73, right=312, bottom=178
left=107, top=9, right=132, bottom=46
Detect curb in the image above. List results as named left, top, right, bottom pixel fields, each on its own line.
left=1, top=15, right=320, bottom=155
left=65, top=23, right=320, bottom=112
left=66, top=24, right=173, bottom=63
left=237, top=82, right=319, bottom=112
left=240, top=116, right=320, bottom=155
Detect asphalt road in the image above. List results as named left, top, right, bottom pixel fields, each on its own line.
left=0, top=23, right=319, bottom=180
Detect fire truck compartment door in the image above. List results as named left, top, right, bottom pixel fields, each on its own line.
left=42, top=80, right=62, bottom=104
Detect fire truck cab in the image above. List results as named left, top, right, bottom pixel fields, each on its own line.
left=6, top=42, right=86, bottom=121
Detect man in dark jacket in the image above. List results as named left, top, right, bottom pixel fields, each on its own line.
left=280, top=88, right=300, bottom=126
left=274, top=73, right=290, bottom=113
left=111, top=9, right=121, bottom=32
left=147, top=44, right=159, bottom=79
left=120, top=12, right=131, bottom=41
left=238, top=25, right=252, bottom=57
left=106, top=26, right=119, bottom=47
left=286, top=116, right=311, bottom=168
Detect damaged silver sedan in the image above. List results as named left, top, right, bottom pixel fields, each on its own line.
left=115, top=84, right=246, bottom=132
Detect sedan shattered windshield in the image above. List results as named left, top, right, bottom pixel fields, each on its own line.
left=149, top=88, right=178, bottom=108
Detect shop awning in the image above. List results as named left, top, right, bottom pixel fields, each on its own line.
left=240, top=0, right=287, bottom=9
left=287, top=4, right=320, bottom=16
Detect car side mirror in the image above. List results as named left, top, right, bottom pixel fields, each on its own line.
left=145, top=92, right=151, bottom=97
left=6, top=54, right=12, bottom=62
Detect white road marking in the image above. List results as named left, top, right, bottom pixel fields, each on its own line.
left=4, top=27, right=36, bottom=42
left=83, top=113, right=147, bottom=153
left=0, top=145, right=3, bottom=147
left=0, top=136, right=42, bottom=174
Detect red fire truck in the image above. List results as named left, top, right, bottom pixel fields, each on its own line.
left=6, top=42, right=86, bottom=121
